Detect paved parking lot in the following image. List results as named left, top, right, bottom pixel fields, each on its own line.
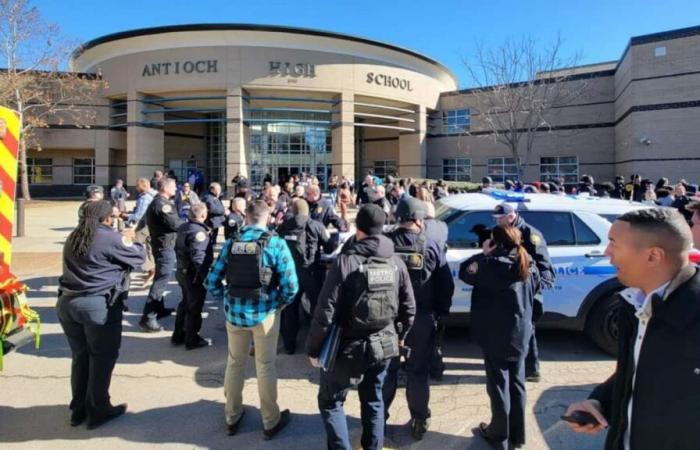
left=0, top=201, right=613, bottom=449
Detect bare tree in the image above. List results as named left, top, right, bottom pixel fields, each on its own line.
left=0, top=0, right=103, bottom=199
left=464, top=35, right=589, bottom=179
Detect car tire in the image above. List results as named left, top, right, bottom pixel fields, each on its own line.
left=585, top=292, right=622, bottom=356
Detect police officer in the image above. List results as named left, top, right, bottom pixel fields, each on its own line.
left=306, top=185, right=348, bottom=232
left=78, top=184, right=104, bottom=219
left=278, top=198, right=336, bottom=354
left=224, top=197, right=246, bottom=241
left=201, top=182, right=226, bottom=258
left=141, top=177, right=183, bottom=332
left=383, top=197, right=454, bottom=440
left=171, top=203, right=213, bottom=350
left=307, top=204, right=416, bottom=450
left=57, top=201, right=145, bottom=429
left=493, top=202, right=555, bottom=382
left=459, top=225, right=540, bottom=450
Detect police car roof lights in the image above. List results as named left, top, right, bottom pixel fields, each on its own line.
left=484, top=188, right=531, bottom=203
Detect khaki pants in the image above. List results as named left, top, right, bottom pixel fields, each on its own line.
left=224, top=311, right=282, bottom=430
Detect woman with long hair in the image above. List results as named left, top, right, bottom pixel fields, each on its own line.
left=57, top=200, right=145, bottom=429
left=459, top=225, right=540, bottom=450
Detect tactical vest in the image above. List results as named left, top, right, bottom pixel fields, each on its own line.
left=283, top=225, right=308, bottom=268
left=225, top=232, right=277, bottom=299
left=393, top=232, right=430, bottom=288
left=343, top=257, right=398, bottom=334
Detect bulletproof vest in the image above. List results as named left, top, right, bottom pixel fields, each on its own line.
left=393, top=232, right=430, bottom=288
left=282, top=223, right=309, bottom=268
left=225, top=232, right=277, bottom=299
left=343, top=257, right=398, bottom=334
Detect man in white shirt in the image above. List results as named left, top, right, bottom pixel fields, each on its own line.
left=565, top=207, right=700, bottom=450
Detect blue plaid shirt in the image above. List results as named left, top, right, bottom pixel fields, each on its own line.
left=206, top=224, right=299, bottom=327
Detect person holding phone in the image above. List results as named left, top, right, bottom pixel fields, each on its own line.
left=459, top=225, right=540, bottom=450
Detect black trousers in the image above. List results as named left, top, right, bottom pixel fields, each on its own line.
left=483, top=352, right=527, bottom=449
left=525, top=300, right=543, bottom=375
left=383, top=313, right=436, bottom=421
left=280, top=266, right=322, bottom=352
left=173, top=269, right=206, bottom=345
left=56, top=294, right=122, bottom=419
left=144, top=246, right=175, bottom=315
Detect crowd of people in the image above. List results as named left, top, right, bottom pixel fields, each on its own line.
left=55, top=167, right=700, bottom=450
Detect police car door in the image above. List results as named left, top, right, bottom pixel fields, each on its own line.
left=518, top=210, right=612, bottom=319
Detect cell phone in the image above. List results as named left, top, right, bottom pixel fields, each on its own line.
left=561, top=411, right=600, bottom=426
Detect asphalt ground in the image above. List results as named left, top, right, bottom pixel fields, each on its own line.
left=0, top=200, right=613, bottom=449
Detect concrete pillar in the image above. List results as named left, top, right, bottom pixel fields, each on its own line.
left=331, top=91, right=355, bottom=179
left=94, top=101, right=110, bottom=186
left=398, top=105, right=427, bottom=178
left=226, top=87, right=247, bottom=189
left=126, top=92, right=164, bottom=185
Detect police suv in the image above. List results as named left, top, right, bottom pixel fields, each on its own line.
left=437, top=190, right=649, bottom=355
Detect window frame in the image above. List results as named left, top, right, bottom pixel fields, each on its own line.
left=487, top=157, right=520, bottom=183
left=373, top=160, right=397, bottom=180
left=72, top=157, right=95, bottom=185
left=540, top=156, right=579, bottom=185
left=442, top=158, right=472, bottom=181
left=27, top=157, right=53, bottom=184
left=441, top=108, right=470, bottom=135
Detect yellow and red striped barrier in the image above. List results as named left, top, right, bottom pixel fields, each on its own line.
left=0, top=106, right=19, bottom=270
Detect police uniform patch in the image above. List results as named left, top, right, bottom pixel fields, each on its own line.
left=195, top=231, right=207, bottom=242
left=467, top=262, right=478, bottom=274
left=162, top=204, right=172, bottom=214
left=531, top=234, right=541, bottom=246
left=228, top=219, right=236, bottom=227
left=121, top=236, right=134, bottom=247
left=316, top=206, right=323, bottom=214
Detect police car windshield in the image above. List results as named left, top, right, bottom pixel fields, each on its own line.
left=434, top=204, right=463, bottom=223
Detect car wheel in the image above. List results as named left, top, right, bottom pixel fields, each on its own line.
left=585, top=292, right=622, bottom=356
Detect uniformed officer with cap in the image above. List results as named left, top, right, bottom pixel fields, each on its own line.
left=224, top=197, right=246, bottom=241
left=201, top=182, right=226, bottom=259
left=141, top=177, right=183, bottom=332
left=78, top=184, right=105, bottom=219
left=57, top=200, right=145, bottom=429
left=307, top=203, right=416, bottom=450
left=306, top=185, right=348, bottom=232
left=171, top=203, right=213, bottom=350
left=492, top=202, right=555, bottom=382
left=383, top=197, right=454, bottom=440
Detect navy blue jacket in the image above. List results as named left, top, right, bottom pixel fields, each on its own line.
left=309, top=198, right=347, bottom=231
left=175, top=220, right=213, bottom=282
left=424, top=218, right=448, bottom=255
left=201, top=193, right=226, bottom=229
left=146, top=194, right=183, bottom=249
left=59, top=224, right=145, bottom=297
left=459, top=248, right=540, bottom=360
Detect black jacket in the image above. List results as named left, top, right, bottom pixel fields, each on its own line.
left=588, top=265, right=700, bottom=450
left=175, top=220, right=213, bottom=283
left=309, top=198, right=347, bottom=232
left=201, top=193, right=226, bottom=229
left=459, top=248, right=540, bottom=359
left=385, top=227, right=454, bottom=317
left=277, top=214, right=335, bottom=269
left=59, top=224, right=145, bottom=297
left=146, top=194, right=183, bottom=249
left=306, top=234, right=416, bottom=357
left=513, top=215, right=555, bottom=290
left=224, top=211, right=244, bottom=241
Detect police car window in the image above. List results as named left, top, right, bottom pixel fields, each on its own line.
left=572, top=214, right=601, bottom=245
left=518, top=211, right=575, bottom=246
left=434, top=204, right=463, bottom=223
left=446, top=211, right=493, bottom=249
left=600, top=214, right=619, bottom=223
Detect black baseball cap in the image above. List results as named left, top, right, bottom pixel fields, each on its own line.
left=356, top=204, right=386, bottom=235
left=85, top=184, right=104, bottom=198
left=395, top=197, right=427, bottom=222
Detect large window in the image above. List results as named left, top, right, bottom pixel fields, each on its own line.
left=373, top=160, right=396, bottom=180
left=168, top=159, right=198, bottom=184
left=445, top=211, right=493, bottom=249
left=487, top=157, right=519, bottom=183
left=27, top=157, right=52, bottom=184
left=540, top=156, right=578, bottom=185
left=73, top=158, right=95, bottom=185
left=441, top=109, right=470, bottom=135
left=442, top=158, right=471, bottom=181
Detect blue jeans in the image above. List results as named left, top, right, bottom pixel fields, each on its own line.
left=318, top=358, right=390, bottom=450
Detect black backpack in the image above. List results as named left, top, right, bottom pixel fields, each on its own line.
left=283, top=225, right=309, bottom=268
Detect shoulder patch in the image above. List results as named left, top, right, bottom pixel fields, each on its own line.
left=162, top=204, right=172, bottom=214
left=530, top=234, right=541, bottom=246
left=228, top=219, right=236, bottom=227
left=195, top=231, right=207, bottom=242
left=316, top=206, right=323, bottom=214
left=121, top=236, right=134, bottom=247
left=467, top=261, right=478, bottom=275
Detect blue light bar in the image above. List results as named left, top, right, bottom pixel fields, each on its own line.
left=486, top=189, right=531, bottom=203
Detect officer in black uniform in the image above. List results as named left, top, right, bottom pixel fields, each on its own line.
left=492, top=203, right=555, bottom=382
left=78, top=184, right=104, bottom=219
left=201, top=182, right=226, bottom=258
left=171, top=203, right=214, bottom=350
left=306, top=184, right=348, bottom=232
left=224, top=197, right=246, bottom=240
left=459, top=225, right=540, bottom=450
left=307, top=204, right=416, bottom=450
left=278, top=198, right=336, bottom=354
left=383, top=197, right=455, bottom=440
left=141, top=177, right=183, bottom=332
left=57, top=200, right=145, bottom=429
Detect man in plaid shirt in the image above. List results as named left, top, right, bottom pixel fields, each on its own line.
left=206, top=199, right=299, bottom=439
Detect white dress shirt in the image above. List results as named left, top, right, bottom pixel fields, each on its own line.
left=618, top=281, right=671, bottom=450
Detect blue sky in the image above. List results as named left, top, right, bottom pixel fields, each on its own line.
left=35, top=0, right=700, bottom=87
